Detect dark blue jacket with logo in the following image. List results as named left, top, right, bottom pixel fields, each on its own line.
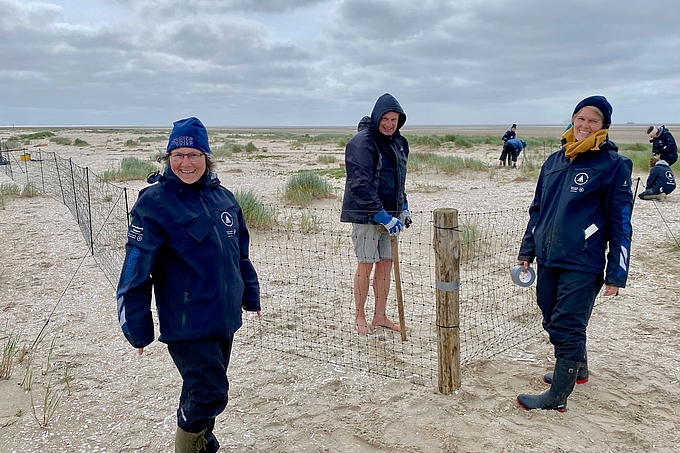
left=651, top=126, right=678, bottom=165
left=643, top=160, right=676, bottom=195
left=116, top=169, right=260, bottom=348
left=518, top=140, right=633, bottom=288
left=502, top=129, right=516, bottom=143
left=340, top=93, right=409, bottom=224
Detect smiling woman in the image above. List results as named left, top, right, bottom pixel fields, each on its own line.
left=115, top=116, right=261, bottom=452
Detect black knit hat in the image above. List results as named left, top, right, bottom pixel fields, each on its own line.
left=572, top=95, right=612, bottom=128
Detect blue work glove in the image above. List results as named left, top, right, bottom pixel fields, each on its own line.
left=374, top=209, right=403, bottom=236
left=400, top=202, right=412, bottom=228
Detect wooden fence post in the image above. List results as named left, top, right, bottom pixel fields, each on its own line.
left=433, top=208, right=461, bottom=393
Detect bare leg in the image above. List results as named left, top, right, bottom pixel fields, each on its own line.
left=371, top=259, right=400, bottom=331
left=354, top=263, right=374, bottom=335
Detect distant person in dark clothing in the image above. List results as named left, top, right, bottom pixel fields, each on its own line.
left=639, top=156, right=675, bottom=201
left=647, top=125, right=677, bottom=166
left=501, top=124, right=517, bottom=165
left=502, top=124, right=517, bottom=143
left=499, top=138, right=526, bottom=168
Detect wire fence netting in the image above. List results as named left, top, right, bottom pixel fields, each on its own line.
left=1, top=146, right=542, bottom=385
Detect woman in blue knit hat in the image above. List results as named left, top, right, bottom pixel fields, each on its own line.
left=116, top=117, right=261, bottom=452
left=515, top=96, right=633, bottom=412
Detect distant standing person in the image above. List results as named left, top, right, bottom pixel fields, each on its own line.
left=500, top=138, right=526, bottom=168
left=638, top=156, right=675, bottom=201
left=647, top=125, right=677, bottom=166
left=500, top=124, right=517, bottom=166
left=516, top=96, right=633, bottom=412
left=116, top=117, right=261, bottom=452
left=341, top=93, right=411, bottom=335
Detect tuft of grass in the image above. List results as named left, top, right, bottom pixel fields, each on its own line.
left=408, top=152, right=487, bottom=174
left=31, top=375, right=62, bottom=428
left=284, top=171, right=334, bottom=205
left=138, top=135, right=167, bottom=143
left=101, top=157, right=157, bottom=181
left=245, top=142, right=258, bottom=153
left=124, top=139, right=139, bottom=147
left=50, top=137, right=72, bottom=146
left=0, top=182, right=21, bottom=196
left=313, top=167, right=346, bottom=179
left=300, top=211, right=321, bottom=233
left=460, top=222, right=481, bottom=261
left=317, top=155, right=337, bottom=164
left=21, top=183, right=40, bottom=197
left=1, top=332, right=20, bottom=379
left=13, top=131, right=55, bottom=141
left=233, top=189, right=277, bottom=230
left=73, top=138, right=89, bottom=146
left=619, top=149, right=654, bottom=174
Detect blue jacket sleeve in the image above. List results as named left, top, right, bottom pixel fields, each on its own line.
left=116, top=198, right=165, bottom=348
left=237, top=207, right=261, bottom=312
left=604, top=158, right=633, bottom=288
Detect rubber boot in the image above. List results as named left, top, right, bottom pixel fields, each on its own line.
left=175, top=427, right=209, bottom=453
left=517, top=358, right=581, bottom=412
left=544, top=356, right=588, bottom=385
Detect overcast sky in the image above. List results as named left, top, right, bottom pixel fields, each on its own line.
left=1, top=0, right=678, bottom=127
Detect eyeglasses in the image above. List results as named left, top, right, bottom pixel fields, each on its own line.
left=170, top=152, right=205, bottom=163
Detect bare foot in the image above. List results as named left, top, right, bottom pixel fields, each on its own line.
left=355, top=316, right=373, bottom=335
left=371, top=314, right=400, bottom=332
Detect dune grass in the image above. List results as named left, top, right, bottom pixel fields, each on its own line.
left=233, top=189, right=277, bottom=230
left=284, top=171, right=334, bottom=205
left=101, top=157, right=157, bottom=181
left=408, top=152, right=487, bottom=174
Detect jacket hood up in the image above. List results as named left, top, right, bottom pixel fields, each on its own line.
left=370, top=93, right=406, bottom=134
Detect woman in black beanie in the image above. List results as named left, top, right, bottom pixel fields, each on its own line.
left=515, top=96, right=634, bottom=411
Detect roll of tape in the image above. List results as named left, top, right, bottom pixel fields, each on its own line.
left=511, top=265, right=536, bottom=287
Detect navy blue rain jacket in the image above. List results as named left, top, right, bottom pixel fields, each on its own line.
left=518, top=140, right=633, bottom=288
left=340, top=94, right=409, bottom=224
left=651, top=126, right=678, bottom=165
left=644, top=160, right=676, bottom=195
left=502, top=129, right=516, bottom=143
left=116, top=169, right=260, bottom=348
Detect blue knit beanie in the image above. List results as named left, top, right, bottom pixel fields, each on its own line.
left=167, top=117, right=211, bottom=154
left=572, top=96, right=612, bottom=129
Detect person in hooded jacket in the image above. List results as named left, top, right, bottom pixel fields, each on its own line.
left=116, top=117, right=261, bottom=453
left=638, top=156, right=675, bottom=201
left=341, top=93, right=411, bottom=335
left=647, top=125, right=677, bottom=166
left=516, top=96, right=633, bottom=412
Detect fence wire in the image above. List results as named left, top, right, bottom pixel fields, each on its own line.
left=2, top=148, right=541, bottom=385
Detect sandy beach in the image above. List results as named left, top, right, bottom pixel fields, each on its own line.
left=1, top=126, right=679, bottom=452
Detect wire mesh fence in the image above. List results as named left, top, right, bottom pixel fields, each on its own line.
left=1, top=147, right=542, bottom=386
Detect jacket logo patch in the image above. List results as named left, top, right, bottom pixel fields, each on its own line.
left=221, top=212, right=234, bottom=227
left=128, top=224, right=144, bottom=242
left=574, top=172, right=589, bottom=185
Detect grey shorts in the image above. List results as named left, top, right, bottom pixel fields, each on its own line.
left=351, top=223, right=392, bottom=263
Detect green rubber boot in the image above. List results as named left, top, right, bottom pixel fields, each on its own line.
left=175, top=427, right=208, bottom=453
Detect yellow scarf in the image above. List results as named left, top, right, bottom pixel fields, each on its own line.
left=561, top=128, right=608, bottom=161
